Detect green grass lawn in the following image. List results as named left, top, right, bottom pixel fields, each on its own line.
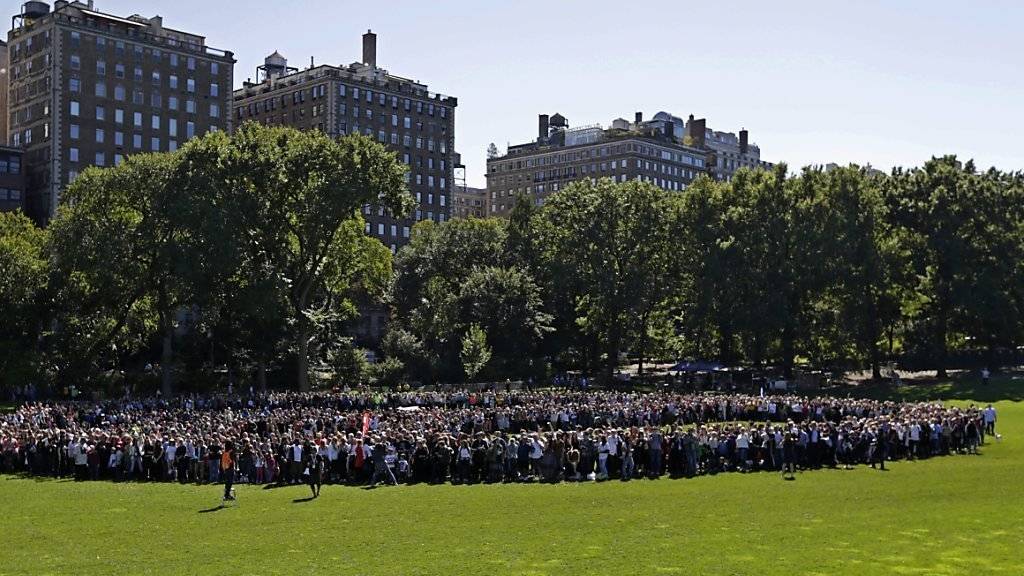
left=3, top=377, right=1024, bottom=576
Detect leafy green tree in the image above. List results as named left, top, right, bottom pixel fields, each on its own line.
left=461, top=323, right=492, bottom=381
left=0, top=211, right=50, bottom=390
left=883, top=156, right=1022, bottom=376
left=49, top=153, right=199, bottom=395
left=535, top=177, right=677, bottom=382
left=209, top=123, right=412, bottom=390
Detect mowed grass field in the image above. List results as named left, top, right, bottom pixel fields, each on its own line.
left=3, top=377, right=1024, bottom=576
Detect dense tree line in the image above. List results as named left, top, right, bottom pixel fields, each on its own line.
left=0, top=129, right=1021, bottom=394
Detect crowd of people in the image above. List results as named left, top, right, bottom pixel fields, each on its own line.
left=0, top=388, right=998, bottom=491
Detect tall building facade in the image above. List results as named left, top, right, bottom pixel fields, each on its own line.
left=1, top=39, right=9, bottom=143
left=232, top=31, right=458, bottom=253
left=486, top=111, right=708, bottom=216
left=6, top=1, right=234, bottom=224
left=0, top=145, right=26, bottom=212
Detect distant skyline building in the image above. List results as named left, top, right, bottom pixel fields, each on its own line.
left=485, top=111, right=709, bottom=216
left=232, top=30, right=458, bottom=253
left=644, top=111, right=771, bottom=181
left=6, top=0, right=235, bottom=224
left=452, top=185, right=486, bottom=219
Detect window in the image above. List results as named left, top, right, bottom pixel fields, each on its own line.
left=70, top=124, right=79, bottom=139
left=95, top=82, right=106, bottom=97
left=115, top=109, right=124, bottom=124
left=134, top=66, right=143, bottom=82
left=70, top=31, right=80, bottom=47
left=150, top=92, right=161, bottom=107
left=95, top=152, right=105, bottom=166
left=69, top=78, right=80, bottom=93
left=115, top=131, right=124, bottom=146
left=169, top=53, right=178, bottom=67
left=186, top=78, right=195, bottom=93
left=70, top=101, right=80, bottom=116
left=210, top=103, right=220, bottom=118
left=186, top=122, right=195, bottom=139
left=132, top=89, right=144, bottom=105
left=151, top=115, right=160, bottom=130
left=151, top=137, right=160, bottom=151
left=95, top=128, right=104, bottom=143
left=186, top=100, right=196, bottom=114
left=404, top=117, right=411, bottom=129
left=134, top=112, right=142, bottom=127
left=211, top=62, right=219, bottom=75
left=391, top=114, right=398, bottom=126
left=168, top=96, right=178, bottom=110
left=169, top=75, right=178, bottom=89
left=115, top=63, right=125, bottom=79
left=70, top=55, right=80, bottom=70
left=133, top=134, right=142, bottom=149
left=114, top=85, right=125, bottom=101
left=352, top=87, right=359, bottom=100
left=69, top=148, right=79, bottom=162
left=96, top=60, right=106, bottom=75
left=210, top=83, right=219, bottom=97
left=114, top=154, right=124, bottom=166
left=187, top=57, right=195, bottom=70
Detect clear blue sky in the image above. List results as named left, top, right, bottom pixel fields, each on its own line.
left=30, top=0, right=1024, bottom=187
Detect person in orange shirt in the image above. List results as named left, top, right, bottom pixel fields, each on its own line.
left=221, top=441, right=236, bottom=501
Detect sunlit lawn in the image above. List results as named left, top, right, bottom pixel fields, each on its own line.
left=2, top=375, right=1023, bottom=575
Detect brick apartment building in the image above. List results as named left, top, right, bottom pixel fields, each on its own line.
left=6, top=0, right=234, bottom=224
left=486, top=112, right=709, bottom=216
left=232, top=31, right=458, bottom=253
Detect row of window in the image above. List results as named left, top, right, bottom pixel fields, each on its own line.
left=239, top=83, right=449, bottom=120
left=491, top=174, right=688, bottom=203
left=0, top=158, right=22, bottom=175
left=70, top=99, right=216, bottom=120
left=68, top=31, right=213, bottom=73
left=338, top=124, right=447, bottom=154
left=490, top=142, right=705, bottom=173
left=0, top=188, right=23, bottom=202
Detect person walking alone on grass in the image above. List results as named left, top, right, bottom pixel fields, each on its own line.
left=221, top=441, right=236, bottom=501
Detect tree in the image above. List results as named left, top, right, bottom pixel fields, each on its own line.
left=461, top=323, right=491, bottom=381
left=49, top=152, right=204, bottom=395
left=535, top=177, right=677, bottom=382
left=883, top=156, right=1015, bottom=377
left=0, top=211, right=49, bottom=390
left=210, top=123, right=412, bottom=390
left=487, top=143, right=499, bottom=159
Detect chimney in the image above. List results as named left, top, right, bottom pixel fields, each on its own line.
left=538, top=114, right=550, bottom=141
left=362, top=29, right=377, bottom=67
left=739, top=129, right=749, bottom=154
left=635, top=111, right=643, bottom=126
left=687, top=116, right=706, bottom=148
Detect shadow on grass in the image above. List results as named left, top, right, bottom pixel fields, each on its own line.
left=292, top=496, right=316, bottom=503
left=825, top=371, right=1024, bottom=403
left=198, top=504, right=224, bottom=513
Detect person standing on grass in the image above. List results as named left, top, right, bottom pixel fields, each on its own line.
left=983, top=405, right=997, bottom=436
left=782, top=431, right=796, bottom=480
left=220, top=441, right=236, bottom=501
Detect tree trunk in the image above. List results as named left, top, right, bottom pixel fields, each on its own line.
left=870, top=338, right=881, bottom=380
left=935, top=309, right=949, bottom=379
left=296, top=319, right=311, bottom=392
left=161, top=316, right=174, bottom=397
left=781, top=322, right=796, bottom=380
left=604, top=329, right=621, bottom=386
left=257, top=361, right=267, bottom=392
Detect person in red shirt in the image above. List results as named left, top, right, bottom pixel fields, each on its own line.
left=221, top=441, right=236, bottom=501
